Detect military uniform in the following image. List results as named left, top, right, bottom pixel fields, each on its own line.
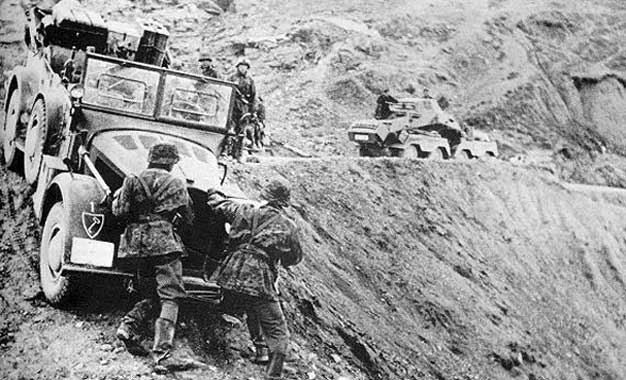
left=207, top=178, right=302, bottom=379
left=199, top=54, right=221, bottom=79
left=375, top=92, right=398, bottom=120
left=228, top=58, right=256, bottom=160
left=113, top=144, right=193, bottom=365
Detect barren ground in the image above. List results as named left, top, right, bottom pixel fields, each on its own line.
left=2, top=0, right=626, bottom=380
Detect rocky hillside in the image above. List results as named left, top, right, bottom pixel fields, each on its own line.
left=2, top=0, right=626, bottom=380
left=3, top=158, right=626, bottom=379
left=69, top=0, right=626, bottom=184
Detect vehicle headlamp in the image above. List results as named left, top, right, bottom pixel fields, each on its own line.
left=69, top=85, right=84, bottom=99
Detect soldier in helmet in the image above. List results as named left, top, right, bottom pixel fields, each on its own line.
left=375, top=88, right=397, bottom=120
left=228, top=57, right=257, bottom=160
left=198, top=53, right=221, bottom=79
left=113, top=143, right=193, bottom=371
left=206, top=178, right=303, bottom=380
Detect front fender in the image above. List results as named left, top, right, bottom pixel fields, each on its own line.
left=43, top=173, right=111, bottom=245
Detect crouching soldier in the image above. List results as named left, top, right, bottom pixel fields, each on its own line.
left=113, top=143, right=193, bottom=370
left=206, top=178, right=303, bottom=380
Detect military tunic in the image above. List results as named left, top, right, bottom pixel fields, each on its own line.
left=229, top=71, right=256, bottom=123
left=207, top=190, right=302, bottom=300
left=113, top=168, right=193, bottom=259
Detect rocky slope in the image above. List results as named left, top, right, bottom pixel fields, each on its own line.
left=2, top=0, right=626, bottom=380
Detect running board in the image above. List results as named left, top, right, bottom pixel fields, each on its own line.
left=61, top=264, right=134, bottom=277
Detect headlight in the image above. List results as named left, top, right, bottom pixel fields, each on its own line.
left=69, top=85, right=84, bottom=99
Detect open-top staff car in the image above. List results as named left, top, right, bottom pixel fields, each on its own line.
left=2, top=0, right=236, bottom=305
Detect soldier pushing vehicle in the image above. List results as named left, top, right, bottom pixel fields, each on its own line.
left=113, top=143, right=193, bottom=370
left=206, top=178, right=303, bottom=380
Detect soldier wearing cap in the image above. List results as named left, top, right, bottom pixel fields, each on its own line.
left=228, top=57, right=257, bottom=160
left=199, top=53, right=221, bottom=79
left=112, top=143, right=193, bottom=369
left=206, top=178, right=303, bottom=380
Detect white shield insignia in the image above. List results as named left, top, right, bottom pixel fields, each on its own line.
left=82, top=212, right=105, bottom=239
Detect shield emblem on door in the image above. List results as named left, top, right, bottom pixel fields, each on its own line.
left=82, top=212, right=105, bottom=239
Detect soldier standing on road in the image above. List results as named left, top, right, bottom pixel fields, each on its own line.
left=113, top=143, right=193, bottom=371
left=199, top=53, right=221, bottom=79
left=206, top=178, right=303, bottom=380
left=228, top=57, right=256, bottom=160
left=375, top=88, right=397, bottom=120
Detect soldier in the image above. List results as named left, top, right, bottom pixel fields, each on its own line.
left=206, top=178, right=303, bottom=380
left=375, top=88, right=397, bottom=120
left=228, top=57, right=256, bottom=160
left=113, top=143, right=193, bottom=371
left=199, top=53, right=221, bottom=79
left=252, top=96, right=266, bottom=149
left=423, top=88, right=433, bottom=99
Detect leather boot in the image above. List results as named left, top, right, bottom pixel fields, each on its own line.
left=152, top=317, right=175, bottom=372
left=265, top=352, right=286, bottom=380
left=253, top=344, right=270, bottom=364
left=116, top=321, right=149, bottom=356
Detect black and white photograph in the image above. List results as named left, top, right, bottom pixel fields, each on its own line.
left=1, top=0, right=626, bottom=379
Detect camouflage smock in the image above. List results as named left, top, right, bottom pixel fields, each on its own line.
left=229, top=71, right=256, bottom=114
left=112, top=168, right=193, bottom=259
left=207, top=190, right=303, bottom=300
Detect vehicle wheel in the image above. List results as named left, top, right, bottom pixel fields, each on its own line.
left=359, top=145, right=371, bottom=157
left=427, top=148, right=444, bottom=160
left=24, top=99, right=48, bottom=185
left=40, top=202, right=76, bottom=305
left=399, top=145, right=419, bottom=159
left=2, top=89, right=23, bottom=170
left=455, top=150, right=472, bottom=160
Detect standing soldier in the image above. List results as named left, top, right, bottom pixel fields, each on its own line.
left=375, top=88, right=397, bottom=120
left=228, top=57, right=256, bottom=160
left=113, top=143, right=193, bottom=371
left=198, top=53, right=221, bottom=79
left=206, top=178, right=303, bottom=380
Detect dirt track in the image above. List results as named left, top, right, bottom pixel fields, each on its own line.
left=2, top=0, right=626, bottom=379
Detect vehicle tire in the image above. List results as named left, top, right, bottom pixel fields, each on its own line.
left=455, top=150, right=472, bottom=160
left=427, top=148, right=445, bottom=160
left=24, top=99, right=48, bottom=185
left=40, top=202, right=76, bottom=305
left=399, top=145, right=419, bottom=159
left=2, top=89, right=23, bottom=170
left=359, top=145, right=371, bottom=157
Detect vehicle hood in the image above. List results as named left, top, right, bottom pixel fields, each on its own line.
left=91, top=130, right=224, bottom=191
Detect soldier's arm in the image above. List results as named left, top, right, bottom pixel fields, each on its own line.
left=112, top=176, right=134, bottom=219
left=206, top=189, right=244, bottom=223
left=248, top=79, right=257, bottom=112
left=282, top=227, right=303, bottom=267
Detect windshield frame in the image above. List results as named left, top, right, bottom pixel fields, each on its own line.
left=80, top=52, right=235, bottom=133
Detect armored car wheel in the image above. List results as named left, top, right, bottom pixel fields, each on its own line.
left=40, top=202, right=75, bottom=305
left=24, top=99, right=48, bottom=185
left=426, top=148, right=444, bottom=160
left=2, top=89, right=22, bottom=170
left=399, top=145, right=419, bottom=159
left=455, top=150, right=472, bottom=161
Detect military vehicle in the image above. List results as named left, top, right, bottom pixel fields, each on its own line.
left=347, top=97, right=498, bottom=160
left=2, top=0, right=236, bottom=305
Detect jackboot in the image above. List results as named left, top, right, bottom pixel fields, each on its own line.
left=116, top=321, right=149, bottom=356
left=152, top=317, right=176, bottom=373
left=253, top=344, right=270, bottom=364
left=265, top=352, right=286, bottom=380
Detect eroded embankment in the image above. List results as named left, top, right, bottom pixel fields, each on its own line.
left=232, top=158, right=626, bottom=380
left=2, top=158, right=626, bottom=380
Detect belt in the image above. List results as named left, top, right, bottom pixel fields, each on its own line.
left=135, top=214, right=169, bottom=223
